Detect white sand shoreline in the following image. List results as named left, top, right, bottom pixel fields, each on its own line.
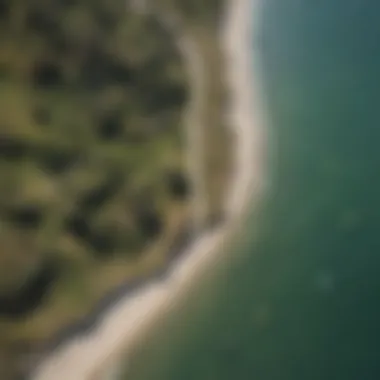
left=31, top=0, right=266, bottom=379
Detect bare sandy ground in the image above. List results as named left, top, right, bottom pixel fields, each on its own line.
left=31, top=0, right=267, bottom=379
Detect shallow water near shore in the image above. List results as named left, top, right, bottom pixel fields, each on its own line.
left=120, top=0, right=380, bottom=379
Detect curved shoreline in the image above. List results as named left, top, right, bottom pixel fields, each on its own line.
left=30, top=0, right=267, bottom=379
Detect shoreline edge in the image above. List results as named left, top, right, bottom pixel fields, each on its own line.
left=31, top=0, right=267, bottom=378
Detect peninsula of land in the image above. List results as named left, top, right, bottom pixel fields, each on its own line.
left=0, top=0, right=265, bottom=379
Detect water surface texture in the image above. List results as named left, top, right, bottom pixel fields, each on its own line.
left=123, top=0, right=380, bottom=379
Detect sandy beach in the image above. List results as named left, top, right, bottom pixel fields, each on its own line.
left=31, top=0, right=266, bottom=379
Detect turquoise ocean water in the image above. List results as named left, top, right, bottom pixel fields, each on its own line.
left=122, top=0, right=380, bottom=379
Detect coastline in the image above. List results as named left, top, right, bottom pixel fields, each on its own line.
left=30, top=0, right=266, bottom=379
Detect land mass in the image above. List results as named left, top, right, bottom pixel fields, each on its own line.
left=0, top=0, right=232, bottom=379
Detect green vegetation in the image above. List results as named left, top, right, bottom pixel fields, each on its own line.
left=0, top=0, right=231, bottom=378
left=0, top=1, right=192, bottom=378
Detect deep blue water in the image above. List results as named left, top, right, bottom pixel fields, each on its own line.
left=122, top=0, right=380, bottom=379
